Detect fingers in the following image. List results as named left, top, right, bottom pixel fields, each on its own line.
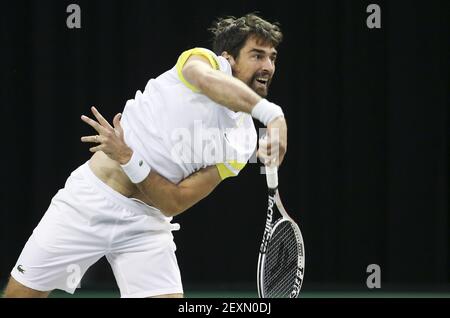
left=80, top=135, right=102, bottom=144
left=258, top=145, right=277, bottom=166
left=89, top=145, right=103, bottom=153
left=81, top=114, right=105, bottom=133
left=257, top=148, right=272, bottom=165
left=113, top=113, right=122, bottom=133
left=91, top=107, right=113, bottom=130
left=258, top=133, right=282, bottom=166
left=265, top=119, right=287, bottom=167
left=266, top=127, right=280, bottom=143
left=81, top=107, right=117, bottom=137
left=258, top=136, right=278, bottom=157
left=258, top=149, right=278, bottom=165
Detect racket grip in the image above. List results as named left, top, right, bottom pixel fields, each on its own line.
left=265, top=165, right=278, bottom=189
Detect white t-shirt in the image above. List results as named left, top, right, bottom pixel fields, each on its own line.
left=120, top=48, right=257, bottom=184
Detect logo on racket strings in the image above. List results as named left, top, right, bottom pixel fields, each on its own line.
left=260, top=195, right=276, bottom=253
left=290, top=266, right=304, bottom=298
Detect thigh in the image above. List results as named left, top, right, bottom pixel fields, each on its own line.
left=10, top=168, right=114, bottom=294
left=10, top=235, right=103, bottom=295
left=107, top=237, right=183, bottom=298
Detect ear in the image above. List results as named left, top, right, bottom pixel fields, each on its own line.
left=221, top=51, right=236, bottom=67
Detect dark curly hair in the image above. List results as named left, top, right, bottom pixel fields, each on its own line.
left=209, top=13, right=283, bottom=58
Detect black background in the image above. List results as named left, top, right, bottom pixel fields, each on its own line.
left=1, top=0, right=449, bottom=295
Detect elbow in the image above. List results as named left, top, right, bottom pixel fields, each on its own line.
left=161, top=206, right=182, bottom=218
left=160, top=198, right=186, bottom=217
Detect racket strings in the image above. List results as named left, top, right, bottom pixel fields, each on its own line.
left=263, top=221, right=299, bottom=298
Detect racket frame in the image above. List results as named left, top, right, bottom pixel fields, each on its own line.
left=257, top=187, right=305, bottom=298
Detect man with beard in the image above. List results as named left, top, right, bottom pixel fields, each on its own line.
left=5, top=13, right=287, bottom=298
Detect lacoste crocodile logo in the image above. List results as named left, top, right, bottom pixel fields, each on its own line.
left=17, top=265, right=25, bottom=274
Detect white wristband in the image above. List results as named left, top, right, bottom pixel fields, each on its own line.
left=120, top=151, right=151, bottom=184
left=251, top=99, right=284, bottom=126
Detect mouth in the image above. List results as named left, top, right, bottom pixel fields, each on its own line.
left=254, top=77, right=269, bottom=88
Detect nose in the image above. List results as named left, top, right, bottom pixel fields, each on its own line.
left=261, top=56, right=275, bottom=74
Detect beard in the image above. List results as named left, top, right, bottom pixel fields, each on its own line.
left=249, top=72, right=272, bottom=97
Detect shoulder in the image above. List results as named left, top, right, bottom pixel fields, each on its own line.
left=175, top=48, right=232, bottom=92
left=176, top=48, right=231, bottom=75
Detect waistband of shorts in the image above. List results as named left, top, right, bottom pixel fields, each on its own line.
left=77, top=161, right=164, bottom=218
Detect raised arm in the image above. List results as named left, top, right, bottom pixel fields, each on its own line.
left=181, top=51, right=287, bottom=166
left=182, top=55, right=262, bottom=113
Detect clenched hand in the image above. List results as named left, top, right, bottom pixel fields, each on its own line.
left=257, top=116, right=288, bottom=167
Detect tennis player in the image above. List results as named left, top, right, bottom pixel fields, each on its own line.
left=4, top=13, right=287, bottom=298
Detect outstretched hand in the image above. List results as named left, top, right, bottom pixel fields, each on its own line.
left=80, top=107, right=132, bottom=165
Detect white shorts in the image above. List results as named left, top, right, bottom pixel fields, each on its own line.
left=11, top=162, right=183, bottom=298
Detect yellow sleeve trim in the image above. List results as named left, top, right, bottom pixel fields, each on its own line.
left=176, top=48, right=220, bottom=92
left=216, top=161, right=247, bottom=180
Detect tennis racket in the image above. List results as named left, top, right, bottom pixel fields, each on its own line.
left=257, top=165, right=305, bottom=298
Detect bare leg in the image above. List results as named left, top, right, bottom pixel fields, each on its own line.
left=3, top=277, right=51, bottom=298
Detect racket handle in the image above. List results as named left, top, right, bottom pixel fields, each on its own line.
left=265, top=165, right=278, bottom=189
